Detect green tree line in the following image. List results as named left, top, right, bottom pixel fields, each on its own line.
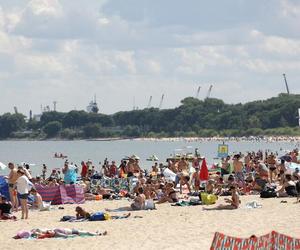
left=0, top=93, right=300, bottom=139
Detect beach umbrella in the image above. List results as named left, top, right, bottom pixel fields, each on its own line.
left=200, top=158, right=209, bottom=181
left=280, top=155, right=292, bottom=162
left=0, top=162, right=7, bottom=170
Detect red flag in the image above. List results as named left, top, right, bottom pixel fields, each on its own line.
left=200, top=158, right=209, bottom=181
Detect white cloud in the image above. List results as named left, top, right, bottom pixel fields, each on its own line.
left=261, top=36, right=300, bottom=56
left=0, top=0, right=300, bottom=115
left=27, top=0, right=63, bottom=17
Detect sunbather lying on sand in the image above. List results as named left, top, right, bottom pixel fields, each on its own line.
left=14, top=228, right=107, bottom=239
left=75, top=206, right=130, bottom=220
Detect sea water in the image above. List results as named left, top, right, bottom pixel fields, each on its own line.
left=0, top=139, right=298, bottom=177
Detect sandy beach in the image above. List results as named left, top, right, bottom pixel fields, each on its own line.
left=2, top=195, right=300, bottom=250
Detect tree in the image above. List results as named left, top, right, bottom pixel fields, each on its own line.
left=43, top=121, right=62, bottom=138
left=82, top=123, right=102, bottom=138
left=0, top=113, right=26, bottom=138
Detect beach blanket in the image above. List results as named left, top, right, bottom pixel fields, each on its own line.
left=90, top=177, right=137, bottom=193
left=171, top=200, right=201, bottom=207
left=210, top=231, right=300, bottom=250
left=35, top=185, right=85, bottom=205
left=245, top=201, right=262, bottom=209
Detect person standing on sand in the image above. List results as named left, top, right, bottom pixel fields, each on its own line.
left=221, top=156, right=231, bottom=176
left=7, top=163, right=19, bottom=212
left=16, top=169, right=33, bottom=219
left=233, top=155, right=244, bottom=185
left=42, top=164, right=47, bottom=180
left=177, top=157, right=190, bottom=190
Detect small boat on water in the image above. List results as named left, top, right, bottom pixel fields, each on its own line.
left=146, top=155, right=159, bottom=161
left=166, top=146, right=202, bottom=162
left=54, top=153, right=68, bottom=159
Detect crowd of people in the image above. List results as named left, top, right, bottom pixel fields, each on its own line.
left=1, top=148, right=300, bottom=221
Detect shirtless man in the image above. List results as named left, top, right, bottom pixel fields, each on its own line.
left=7, top=163, right=18, bottom=211
left=221, top=156, right=231, bottom=176
left=191, top=168, right=201, bottom=191
left=176, top=157, right=189, bottom=188
left=233, top=155, right=244, bottom=185
left=178, top=157, right=189, bottom=173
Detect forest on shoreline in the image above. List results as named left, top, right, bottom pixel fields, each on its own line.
left=0, top=93, right=300, bottom=140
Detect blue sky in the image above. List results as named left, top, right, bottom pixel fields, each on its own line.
left=0, top=0, right=300, bottom=115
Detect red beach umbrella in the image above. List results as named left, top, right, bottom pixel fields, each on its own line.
left=200, top=158, right=209, bottom=181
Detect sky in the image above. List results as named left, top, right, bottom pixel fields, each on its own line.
left=0, top=0, right=300, bottom=116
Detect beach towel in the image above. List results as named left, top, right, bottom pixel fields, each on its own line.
left=245, top=201, right=262, bottom=209
left=90, top=177, right=130, bottom=193
left=163, top=168, right=176, bottom=182
left=145, top=199, right=156, bottom=210
left=171, top=200, right=201, bottom=207
left=210, top=231, right=300, bottom=250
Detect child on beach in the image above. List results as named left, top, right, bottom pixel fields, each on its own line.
left=75, top=206, right=131, bottom=221
left=204, top=186, right=240, bottom=210
left=75, top=206, right=91, bottom=219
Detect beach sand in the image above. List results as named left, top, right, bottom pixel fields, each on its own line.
left=1, top=196, right=300, bottom=250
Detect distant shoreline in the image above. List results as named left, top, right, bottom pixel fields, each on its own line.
left=1, top=136, right=300, bottom=142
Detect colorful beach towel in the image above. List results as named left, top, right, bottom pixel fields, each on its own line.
left=210, top=231, right=300, bottom=250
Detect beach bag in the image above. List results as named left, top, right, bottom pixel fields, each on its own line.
left=89, top=212, right=110, bottom=221
left=201, top=192, right=217, bottom=205
left=145, top=199, right=156, bottom=210
left=260, top=187, right=277, bottom=198
left=60, top=215, right=76, bottom=221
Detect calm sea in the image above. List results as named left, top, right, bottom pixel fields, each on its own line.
left=0, top=139, right=299, bottom=177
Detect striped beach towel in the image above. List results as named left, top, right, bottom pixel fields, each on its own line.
left=210, top=231, right=300, bottom=250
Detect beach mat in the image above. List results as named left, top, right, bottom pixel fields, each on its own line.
left=210, top=231, right=300, bottom=250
